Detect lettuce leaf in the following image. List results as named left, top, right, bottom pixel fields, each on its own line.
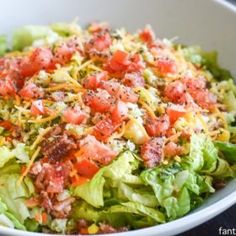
left=108, top=202, right=165, bottom=223
left=12, top=25, right=59, bottom=50
left=0, top=198, right=25, bottom=230
left=214, top=141, right=236, bottom=163
left=72, top=151, right=138, bottom=207
left=117, top=183, right=158, bottom=207
left=184, top=134, right=217, bottom=173
left=0, top=146, right=14, bottom=168
left=141, top=160, right=215, bottom=220
left=0, top=174, right=34, bottom=223
left=182, top=45, right=233, bottom=81
left=0, top=35, right=7, bottom=56
left=72, top=170, right=105, bottom=208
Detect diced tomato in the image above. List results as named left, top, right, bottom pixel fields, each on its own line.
left=106, top=50, right=130, bottom=73
left=19, top=82, right=44, bottom=100
left=92, top=117, right=118, bottom=141
left=0, top=77, right=17, bottom=96
left=139, top=27, right=155, bottom=44
left=77, top=135, right=117, bottom=165
left=101, top=80, right=138, bottom=103
left=155, top=57, right=177, bottom=75
left=141, top=137, right=164, bottom=168
left=111, top=100, right=128, bottom=124
left=46, top=176, right=64, bottom=193
left=86, top=32, right=111, bottom=52
left=53, top=43, right=74, bottom=66
left=164, top=81, right=186, bottom=103
left=182, top=77, right=216, bottom=110
left=145, top=115, right=170, bottom=137
left=63, top=107, right=86, bottom=125
left=189, top=89, right=217, bottom=110
left=127, top=54, right=145, bottom=73
left=82, top=71, right=108, bottom=90
left=30, top=100, right=45, bottom=116
left=74, top=159, right=99, bottom=178
left=83, top=89, right=115, bottom=113
left=122, top=72, right=145, bottom=88
left=20, top=48, right=53, bottom=77
left=164, top=142, right=184, bottom=158
left=182, top=77, right=206, bottom=91
left=167, top=105, right=187, bottom=124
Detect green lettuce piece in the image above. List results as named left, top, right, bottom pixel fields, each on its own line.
left=108, top=202, right=165, bottom=223
left=223, top=91, right=236, bottom=113
left=72, top=170, right=105, bottom=208
left=0, top=144, right=30, bottom=169
left=211, top=158, right=234, bottom=178
left=12, top=25, right=59, bottom=50
left=0, top=198, right=25, bottom=230
left=50, top=22, right=81, bottom=36
left=214, top=141, right=236, bottom=163
left=72, top=151, right=138, bottom=207
left=0, top=146, right=14, bottom=168
left=117, top=183, right=158, bottom=207
left=141, top=160, right=216, bottom=220
left=0, top=35, right=7, bottom=56
left=0, top=173, right=34, bottom=224
left=182, top=46, right=233, bottom=81
left=12, top=143, right=30, bottom=163
left=163, top=187, right=190, bottom=219
left=72, top=201, right=100, bottom=222
left=184, top=134, right=217, bottom=173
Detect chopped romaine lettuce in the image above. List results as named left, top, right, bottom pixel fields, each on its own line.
left=12, top=25, right=59, bottom=50
left=214, top=141, right=236, bottom=163
left=182, top=45, right=233, bottom=81
left=0, top=35, right=7, bottom=56
left=0, top=167, right=34, bottom=225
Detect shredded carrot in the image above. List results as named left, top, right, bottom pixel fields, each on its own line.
left=41, top=212, right=48, bottom=224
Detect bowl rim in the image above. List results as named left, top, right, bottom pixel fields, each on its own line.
left=0, top=0, right=236, bottom=235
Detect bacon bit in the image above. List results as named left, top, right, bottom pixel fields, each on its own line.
left=40, top=127, right=77, bottom=163
left=145, top=115, right=170, bottom=137
left=164, top=142, right=184, bottom=158
left=141, top=137, right=164, bottom=168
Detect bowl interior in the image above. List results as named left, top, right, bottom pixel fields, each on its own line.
left=1, top=0, right=236, bottom=76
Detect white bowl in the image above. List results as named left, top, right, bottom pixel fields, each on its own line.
left=0, top=0, right=236, bottom=235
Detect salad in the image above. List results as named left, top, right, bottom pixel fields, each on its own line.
left=0, top=21, right=235, bottom=234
